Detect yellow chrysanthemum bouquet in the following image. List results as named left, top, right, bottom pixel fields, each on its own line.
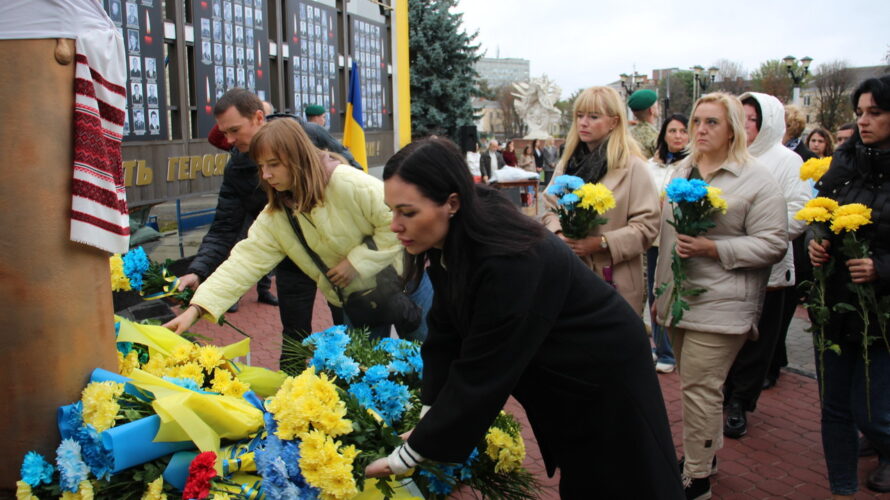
left=799, top=156, right=832, bottom=183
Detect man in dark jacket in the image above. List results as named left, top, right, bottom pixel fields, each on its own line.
left=178, top=90, right=341, bottom=348
left=479, top=139, right=505, bottom=183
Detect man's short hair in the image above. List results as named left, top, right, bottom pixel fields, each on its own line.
left=838, top=122, right=856, bottom=132
left=214, top=88, right=263, bottom=118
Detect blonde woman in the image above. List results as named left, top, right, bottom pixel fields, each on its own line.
left=164, top=119, right=432, bottom=340
left=543, top=86, right=660, bottom=315
left=653, top=92, right=787, bottom=499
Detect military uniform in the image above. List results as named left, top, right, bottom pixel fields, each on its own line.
left=630, top=121, right=658, bottom=159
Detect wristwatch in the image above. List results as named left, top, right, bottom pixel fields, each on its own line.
left=601, top=235, right=609, bottom=249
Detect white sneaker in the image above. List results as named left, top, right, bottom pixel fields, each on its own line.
left=655, top=362, right=675, bottom=373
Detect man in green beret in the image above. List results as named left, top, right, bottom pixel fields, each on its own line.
left=305, top=104, right=327, bottom=127
left=628, top=89, right=659, bottom=159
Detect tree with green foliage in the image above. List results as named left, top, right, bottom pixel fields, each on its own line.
left=658, top=71, right=694, bottom=116
left=408, top=0, right=482, bottom=140
left=750, top=59, right=805, bottom=103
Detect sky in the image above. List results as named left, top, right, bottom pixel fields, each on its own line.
left=455, top=0, right=890, bottom=99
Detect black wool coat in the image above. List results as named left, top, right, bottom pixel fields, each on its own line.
left=407, top=232, right=684, bottom=499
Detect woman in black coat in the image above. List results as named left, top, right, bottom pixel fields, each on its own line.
left=809, top=76, right=890, bottom=497
left=364, top=137, right=683, bottom=499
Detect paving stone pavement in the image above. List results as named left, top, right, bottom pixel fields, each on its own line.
left=183, top=279, right=886, bottom=499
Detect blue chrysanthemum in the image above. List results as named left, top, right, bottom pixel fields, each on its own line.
left=348, top=382, right=375, bottom=411
left=20, top=451, right=54, bottom=487
left=373, top=380, right=411, bottom=424
left=116, top=341, right=133, bottom=356
left=419, top=466, right=458, bottom=495
left=364, top=364, right=390, bottom=383
left=74, top=424, right=114, bottom=481
left=559, top=193, right=580, bottom=207
left=56, top=439, right=89, bottom=492
left=121, top=247, right=150, bottom=291
left=665, top=178, right=710, bottom=203
left=388, top=359, right=413, bottom=375
left=163, top=376, right=203, bottom=392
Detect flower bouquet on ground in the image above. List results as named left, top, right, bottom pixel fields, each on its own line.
left=794, top=196, right=841, bottom=396
left=280, top=326, right=540, bottom=499
left=656, top=177, right=727, bottom=326
left=545, top=174, right=615, bottom=239
left=110, top=246, right=250, bottom=339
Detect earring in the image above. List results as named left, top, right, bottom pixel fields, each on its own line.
left=449, top=213, right=454, bottom=218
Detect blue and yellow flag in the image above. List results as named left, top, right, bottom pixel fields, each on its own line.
left=343, top=61, right=368, bottom=171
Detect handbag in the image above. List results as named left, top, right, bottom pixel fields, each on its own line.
left=285, top=210, right=421, bottom=334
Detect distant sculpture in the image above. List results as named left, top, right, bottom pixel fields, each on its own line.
left=513, top=75, right=562, bottom=139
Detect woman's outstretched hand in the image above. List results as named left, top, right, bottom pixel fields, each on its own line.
left=162, top=305, right=201, bottom=334
left=364, top=457, right=393, bottom=478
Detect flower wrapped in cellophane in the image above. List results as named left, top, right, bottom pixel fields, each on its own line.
left=545, top=174, right=615, bottom=239
left=656, top=177, right=727, bottom=326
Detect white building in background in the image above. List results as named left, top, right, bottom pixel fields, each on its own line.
left=476, top=57, right=530, bottom=89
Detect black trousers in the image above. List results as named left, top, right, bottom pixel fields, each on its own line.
left=724, top=287, right=787, bottom=411
left=274, top=257, right=317, bottom=343
left=769, top=235, right=810, bottom=380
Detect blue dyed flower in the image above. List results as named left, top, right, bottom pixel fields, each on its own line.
left=163, top=376, right=203, bottom=392
left=59, top=402, right=84, bottom=440
left=116, top=341, right=133, bottom=356
left=407, top=354, right=423, bottom=374
left=559, top=193, right=580, bottom=207
left=256, top=430, right=316, bottom=500
left=364, top=364, right=390, bottom=383
left=372, top=380, right=411, bottom=424
left=20, top=451, right=54, bottom=487
left=665, top=178, right=709, bottom=203
left=56, top=439, right=89, bottom=492
left=121, top=247, right=150, bottom=291
left=388, top=359, right=413, bottom=375
left=545, top=183, right=565, bottom=196
left=552, top=174, right=584, bottom=190
left=348, top=382, right=376, bottom=411
left=419, top=466, right=457, bottom=495
left=74, top=424, right=114, bottom=480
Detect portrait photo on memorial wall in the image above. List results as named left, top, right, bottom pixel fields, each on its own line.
left=254, top=6, right=262, bottom=26
left=224, top=1, right=232, bottom=22
left=215, top=66, right=224, bottom=88
left=133, top=109, right=145, bottom=132
left=202, top=41, right=212, bottom=64
left=226, top=67, right=235, bottom=88
left=213, top=19, right=221, bottom=40
left=129, top=56, right=142, bottom=78
left=225, top=45, right=234, bottom=66
left=247, top=48, right=255, bottom=66
left=236, top=68, right=245, bottom=88
left=234, top=3, right=242, bottom=23
left=235, top=25, right=243, bottom=45
left=123, top=110, right=130, bottom=134
left=224, top=22, right=233, bottom=43
left=144, top=57, right=156, bottom=79
left=126, top=2, right=138, bottom=27
left=247, top=71, right=255, bottom=91
left=127, top=29, right=140, bottom=53
left=130, top=82, right=143, bottom=105
left=147, top=84, right=158, bottom=106
left=214, top=43, right=223, bottom=65
left=236, top=46, right=244, bottom=66
left=244, top=6, right=253, bottom=27
left=245, top=28, right=253, bottom=47
left=149, top=110, right=160, bottom=133
left=110, top=0, right=122, bottom=23
left=212, top=0, right=221, bottom=18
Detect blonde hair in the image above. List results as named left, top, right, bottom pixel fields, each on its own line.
left=558, top=86, right=642, bottom=174
left=249, top=119, right=328, bottom=213
left=688, top=92, right=752, bottom=166
left=784, top=105, right=807, bottom=139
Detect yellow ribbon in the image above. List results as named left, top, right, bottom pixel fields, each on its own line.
left=140, top=268, right=181, bottom=300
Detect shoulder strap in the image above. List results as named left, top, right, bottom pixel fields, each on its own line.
left=285, top=209, right=344, bottom=300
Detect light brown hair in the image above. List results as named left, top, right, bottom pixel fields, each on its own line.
left=688, top=92, right=752, bottom=166
left=249, top=119, right=327, bottom=213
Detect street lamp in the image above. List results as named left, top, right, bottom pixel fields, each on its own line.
left=691, top=65, right=719, bottom=103
left=783, top=55, right=813, bottom=105
left=619, top=72, right=644, bottom=97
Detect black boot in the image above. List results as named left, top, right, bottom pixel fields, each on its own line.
left=257, top=289, right=279, bottom=306
left=723, top=400, right=747, bottom=439
left=682, top=474, right=711, bottom=500
left=867, top=462, right=890, bottom=492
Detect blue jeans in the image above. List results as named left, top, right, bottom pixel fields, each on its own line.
left=647, top=246, right=674, bottom=365
left=819, top=341, right=890, bottom=495
left=341, top=270, right=433, bottom=342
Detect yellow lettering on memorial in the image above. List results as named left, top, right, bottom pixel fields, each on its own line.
left=177, top=157, right=190, bottom=180
left=135, top=160, right=153, bottom=186
left=122, top=160, right=136, bottom=187
left=167, top=157, right=179, bottom=181
left=202, top=154, right=215, bottom=176
left=214, top=153, right=228, bottom=175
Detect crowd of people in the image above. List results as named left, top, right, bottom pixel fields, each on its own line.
left=162, top=75, right=890, bottom=499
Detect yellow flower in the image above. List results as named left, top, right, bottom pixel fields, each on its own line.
left=82, top=381, right=125, bottom=432
left=110, top=255, right=131, bottom=291
left=118, top=350, right=140, bottom=377
left=808, top=197, right=840, bottom=212
left=795, top=197, right=840, bottom=224
left=573, top=183, right=616, bottom=213
left=299, top=430, right=358, bottom=500
left=177, top=362, right=205, bottom=385
left=830, top=203, right=873, bottom=234
left=61, top=480, right=95, bottom=499
left=196, top=345, right=225, bottom=371
left=485, top=427, right=526, bottom=473
left=16, top=481, right=38, bottom=500
left=142, top=355, right=168, bottom=377
left=169, top=343, right=196, bottom=365
left=799, top=156, right=832, bottom=182
left=267, top=369, right=353, bottom=440
left=705, top=186, right=728, bottom=214
left=141, top=477, right=166, bottom=500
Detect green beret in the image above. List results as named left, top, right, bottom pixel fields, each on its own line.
left=627, top=89, right=657, bottom=111
left=305, top=104, right=325, bottom=117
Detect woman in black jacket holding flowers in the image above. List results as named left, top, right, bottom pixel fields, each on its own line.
left=364, top=138, right=683, bottom=499
left=808, top=75, right=890, bottom=497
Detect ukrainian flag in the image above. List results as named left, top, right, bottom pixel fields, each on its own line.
left=343, top=61, right=368, bottom=171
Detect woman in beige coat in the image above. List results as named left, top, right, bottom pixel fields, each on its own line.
left=653, top=92, right=787, bottom=499
left=543, top=86, right=660, bottom=315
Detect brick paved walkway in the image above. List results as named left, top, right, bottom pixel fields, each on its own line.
left=188, top=281, right=887, bottom=499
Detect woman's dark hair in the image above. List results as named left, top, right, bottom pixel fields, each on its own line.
left=741, top=97, right=762, bottom=132
left=655, top=114, right=689, bottom=164
left=383, top=138, right=546, bottom=313
left=531, top=139, right=540, bottom=150
left=523, top=145, right=532, bottom=155
left=838, top=75, right=890, bottom=151
left=806, top=128, right=834, bottom=157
